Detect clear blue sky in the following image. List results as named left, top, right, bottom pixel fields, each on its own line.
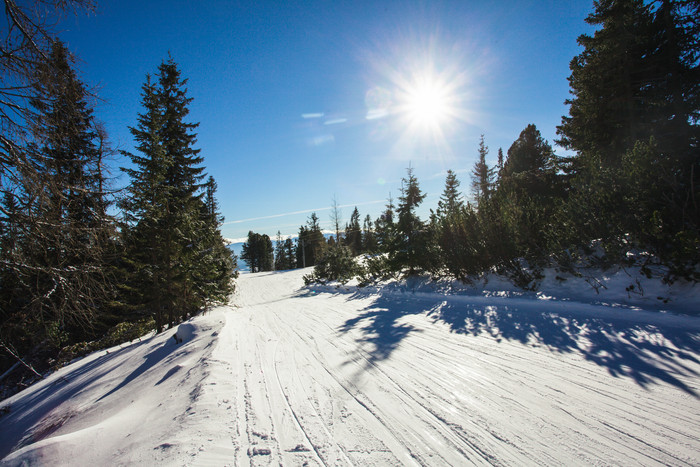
left=57, top=0, right=595, bottom=241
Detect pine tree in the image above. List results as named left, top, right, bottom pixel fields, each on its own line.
left=296, top=226, right=309, bottom=268
left=121, top=57, right=211, bottom=331
left=436, top=170, right=464, bottom=218
left=494, top=125, right=563, bottom=261
left=375, top=194, right=396, bottom=253
left=344, top=207, right=362, bottom=255
left=392, top=167, right=427, bottom=275
left=555, top=0, right=699, bottom=268
left=241, top=231, right=273, bottom=273
left=503, top=125, right=557, bottom=178
left=557, top=0, right=698, bottom=168
left=298, top=213, right=326, bottom=267
left=284, top=238, right=296, bottom=269
left=241, top=231, right=258, bottom=272
left=330, top=196, right=343, bottom=246
left=194, top=176, right=235, bottom=305
left=471, top=135, right=496, bottom=205
left=274, top=231, right=288, bottom=271
left=1, top=41, right=114, bottom=353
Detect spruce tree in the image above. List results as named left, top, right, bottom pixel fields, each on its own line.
left=503, top=125, right=557, bottom=181
left=297, top=213, right=326, bottom=267
left=392, top=167, right=427, bottom=275
left=436, top=170, right=464, bottom=218
left=471, top=135, right=496, bottom=205
left=284, top=238, right=296, bottom=269
left=274, top=231, right=287, bottom=271
left=121, top=57, right=214, bottom=331
left=330, top=196, right=343, bottom=246
left=194, top=176, right=235, bottom=305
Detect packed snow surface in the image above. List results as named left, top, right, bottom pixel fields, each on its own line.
left=1, top=268, right=699, bottom=466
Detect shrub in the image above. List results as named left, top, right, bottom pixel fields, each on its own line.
left=303, top=246, right=358, bottom=285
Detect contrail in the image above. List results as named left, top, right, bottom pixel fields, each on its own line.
left=222, top=199, right=385, bottom=225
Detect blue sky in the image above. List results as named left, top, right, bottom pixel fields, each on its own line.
left=57, top=0, right=595, bottom=241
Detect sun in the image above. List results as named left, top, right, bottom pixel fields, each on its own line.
left=365, top=37, right=477, bottom=154
left=403, top=77, right=451, bottom=129
left=393, top=67, right=461, bottom=139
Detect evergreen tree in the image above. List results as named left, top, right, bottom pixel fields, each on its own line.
left=344, top=207, right=362, bottom=255
left=496, top=125, right=563, bottom=261
left=259, top=234, right=274, bottom=272
left=471, top=135, right=496, bottom=205
left=296, top=226, right=309, bottom=268
left=497, top=148, right=504, bottom=173
left=241, top=231, right=273, bottom=273
left=121, top=57, right=214, bottom=331
left=555, top=0, right=699, bottom=269
left=296, top=213, right=326, bottom=268
left=284, top=237, right=296, bottom=269
left=330, top=196, right=343, bottom=246
left=1, top=40, right=114, bottom=356
left=274, top=231, right=284, bottom=270
left=374, top=194, right=396, bottom=253
left=194, top=176, right=235, bottom=305
left=503, top=125, right=556, bottom=177
left=392, top=167, right=427, bottom=275
left=362, top=214, right=378, bottom=253
left=436, top=170, right=464, bottom=218
left=275, top=230, right=294, bottom=271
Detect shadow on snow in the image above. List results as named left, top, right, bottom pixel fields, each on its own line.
left=302, top=285, right=700, bottom=397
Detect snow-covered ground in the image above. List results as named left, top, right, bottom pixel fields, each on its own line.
left=1, top=267, right=699, bottom=466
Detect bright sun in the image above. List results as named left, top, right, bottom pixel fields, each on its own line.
left=404, top=79, right=451, bottom=128
left=396, top=69, right=459, bottom=137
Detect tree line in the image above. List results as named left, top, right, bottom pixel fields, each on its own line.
left=0, top=1, right=235, bottom=394
left=245, top=0, right=697, bottom=288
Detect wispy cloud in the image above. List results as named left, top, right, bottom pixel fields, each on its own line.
left=222, top=199, right=385, bottom=226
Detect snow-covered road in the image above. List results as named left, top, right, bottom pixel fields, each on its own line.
left=1, top=268, right=699, bottom=466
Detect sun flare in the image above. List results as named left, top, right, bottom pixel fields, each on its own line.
left=393, top=67, right=463, bottom=140
left=404, top=78, right=451, bottom=128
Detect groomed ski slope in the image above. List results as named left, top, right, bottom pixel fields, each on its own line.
left=1, top=267, right=699, bottom=466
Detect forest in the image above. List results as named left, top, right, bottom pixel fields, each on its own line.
left=0, top=1, right=235, bottom=397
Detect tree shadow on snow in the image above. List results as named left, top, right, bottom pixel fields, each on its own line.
left=338, top=296, right=424, bottom=366
left=309, top=286, right=700, bottom=397
left=426, top=299, right=699, bottom=396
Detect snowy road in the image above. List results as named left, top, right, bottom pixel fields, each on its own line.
left=1, top=268, right=699, bottom=466
left=196, top=269, right=700, bottom=466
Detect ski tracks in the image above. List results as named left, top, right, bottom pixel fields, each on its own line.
left=191, top=270, right=700, bottom=466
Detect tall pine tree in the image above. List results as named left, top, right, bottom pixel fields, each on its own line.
left=121, top=57, right=230, bottom=331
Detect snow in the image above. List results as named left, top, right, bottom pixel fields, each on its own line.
left=1, top=267, right=699, bottom=466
